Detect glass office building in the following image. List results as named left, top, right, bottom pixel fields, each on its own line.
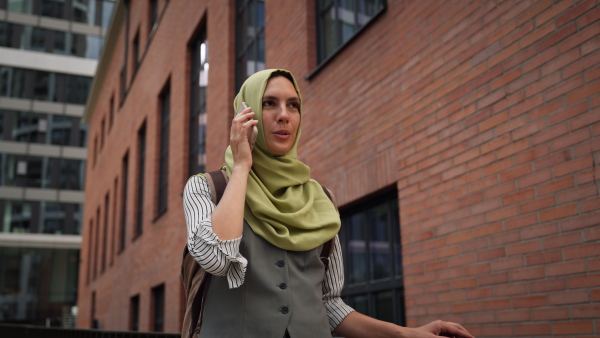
left=0, top=0, right=114, bottom=327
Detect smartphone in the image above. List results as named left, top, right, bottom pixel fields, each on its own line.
left=237, top=102, right=258, bottom=150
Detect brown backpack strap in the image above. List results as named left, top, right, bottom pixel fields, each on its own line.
left=319, top=185, right=337, bottom=271
left=187, top=170, right=228, bottom=336
left=185, top=248, right=211, bottom=337
left=204, top=170, right=228, bottom=205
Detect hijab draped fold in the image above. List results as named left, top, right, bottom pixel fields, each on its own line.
left=223, top=69, right=340, bottom=251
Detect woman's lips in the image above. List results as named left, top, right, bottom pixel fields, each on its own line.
left=273, top=130, right=291, bottom=139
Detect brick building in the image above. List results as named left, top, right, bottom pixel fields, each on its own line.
left=78, top=0, right=600, bottom=336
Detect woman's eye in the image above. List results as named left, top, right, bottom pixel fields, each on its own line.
left=262, top=101, right=274, bottom=107
left=289, top=102, right=300, bottom=110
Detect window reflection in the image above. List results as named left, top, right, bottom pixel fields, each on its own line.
left=317, top=0, right=386, bottom=63
left=188, top=28, right=208, bottom=176
left=370, top=203, right=392, bottom=280
left=374, top=290, right=394, bottom=323
left=4, top=0, right=114, bottom=28
left=347, top=212, right=367, bottom=284
left=340, top=189, right=405, bottom=325
left=0, top=247, right=79, bottom=325
left=1, top=110, right=87, bottom=147
left=0, top=22, right=103, bottom=59
left=0, top=199, right=82, bottom=234
left=0, top=66, right=92, bottom=105
left=235, top=0, right=265, bottom=91
left=0, top=154, right=85, bottom=190
left=42, top=0, right=67, bottom=19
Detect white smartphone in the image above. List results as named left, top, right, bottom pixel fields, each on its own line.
left=237, top=102, right=258, bottom=150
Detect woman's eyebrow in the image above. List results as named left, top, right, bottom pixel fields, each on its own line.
left=262, top=95, right=300, bottom=101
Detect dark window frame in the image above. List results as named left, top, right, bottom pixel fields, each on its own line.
left=109, top=93, right=115, bottom=130
left=188, top=23, right=208, bottom=176
left=149, top=0, right=158, bottom=35
left=87, top=219, right=93, bottom=284
left=134, top=123, right=146, bottom=238
left=309, top=0, right=387, bottom=79
left=111, top=177, right=118, bottom=265
left=339, top=187, right=406, bottom=326
left=119, top=152, right=129, bottom=252
left=156, top=81, right=170, bottom=216
left=132, top=28, right=140, bottom=77
left=235, top=0, right=265, bottom=91
left=130, top=294, right=140, bottom=331
left=101, top=192, right=109, bottom=273
left=151, top=283, right=165, bottom=332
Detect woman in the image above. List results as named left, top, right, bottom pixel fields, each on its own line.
left=184, top=69, right=474, bottom=338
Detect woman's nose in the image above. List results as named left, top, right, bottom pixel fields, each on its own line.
left=277, top=104, right=290, bottom=122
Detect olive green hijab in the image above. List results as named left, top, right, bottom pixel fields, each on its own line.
left=224, top=69, right=340, bottom=251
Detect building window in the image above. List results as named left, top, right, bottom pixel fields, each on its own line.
left=135, top=123, right=146, bottom=237
left=91, top=291, right=97, bottom=328
left=130, top=294, right=140, bottom=331
left=151, top=284, right=165, bottom=332
left=111, top=177, right=118, bottom=265
left=0, top=199, right=83, bottom=235
left=132, top=29, right=140, bottom=76
left=101, top=193, right=109, bottom=273
left=157, top=83, right=170, bottom=215
left=109, top=94, right=115, bottom=130
left=188, top=25, right=207, bottom=176
left=235, top=0, right=265, bottom=91
left=0, top=155, right=85, bottom=190
left=100, top=117, right=105, bottom=150
left=0, top=246, right=80, bottom=324
left=120, top=66, right=126, bottom=104
left=87, top=219, right=93, bottom=284
left=149, top=0, right=158, bottom=35
left=0, top=66, right=91, bottom=104
left=339, top=188, right=406, bottom=325
left=316, top=0, right=386, bottom=64
left=120, top=152, right=129, bottom=251
left=2, top=0, right=114, bottom=26
left=93, top=136, right=98, bottom=166
left=94, top=206, right=100, bottom=278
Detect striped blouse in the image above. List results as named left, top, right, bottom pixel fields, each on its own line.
left=183, top=175, right=355, bottom=331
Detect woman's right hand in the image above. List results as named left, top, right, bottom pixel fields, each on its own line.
left=230, top=105, right=258, bottom=172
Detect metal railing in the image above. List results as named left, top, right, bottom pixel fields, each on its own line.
left=0, top=323, right=180, bottom=338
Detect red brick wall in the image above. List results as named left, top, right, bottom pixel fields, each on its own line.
left=79, top=0, right=600, bottom=336
left=77, top=0, right=236, bottom=332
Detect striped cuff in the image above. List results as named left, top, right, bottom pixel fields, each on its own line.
left=324, top=297, right=355, bottom=331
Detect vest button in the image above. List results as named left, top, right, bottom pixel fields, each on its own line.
left=280, top=307, right=289, bottom=314
left=279, top=283, right=287, bottom=289
left=277, top=260, right=285, bottom=267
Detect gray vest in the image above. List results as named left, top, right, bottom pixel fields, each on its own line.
left=200, top=222, right=332, bottom=338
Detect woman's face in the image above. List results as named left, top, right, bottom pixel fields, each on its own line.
left=261, top=76, right=301, bottom=156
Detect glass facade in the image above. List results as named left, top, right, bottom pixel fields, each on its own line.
left=0, top=66, right=92, bottom=105
left=0, top=22, right=105, bottom=59
left=0, top=0, right=114, bottom=329
left=0, top=154, right=85, bottom=190
left=0, top=247, right=79, bottom=325
left=339, top=189, right=406, bottom=325
left=0, top=110, right=87, bottom=147
left=3, top=0, right=115, bottom=28
left=0, top=199, right=82, bottom=235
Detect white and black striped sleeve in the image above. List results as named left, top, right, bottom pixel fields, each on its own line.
left=322, top=235, right=355, bottom=331
left=183, top=175, right=248, bottom=289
